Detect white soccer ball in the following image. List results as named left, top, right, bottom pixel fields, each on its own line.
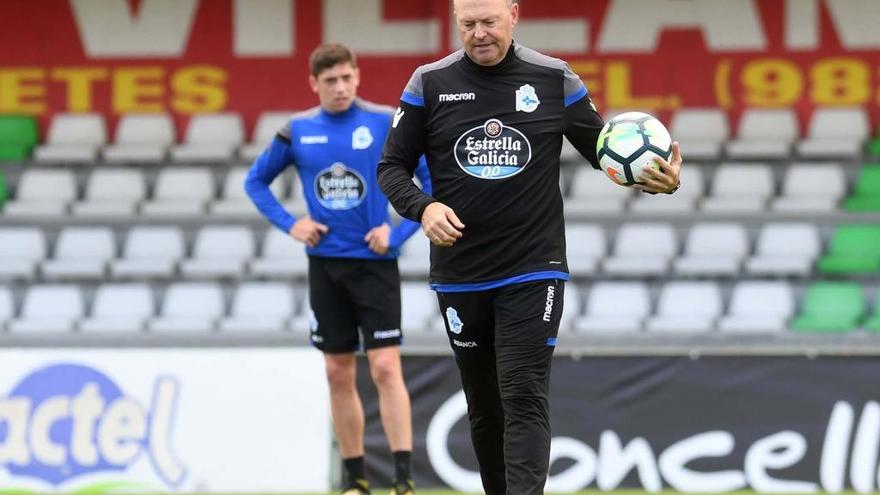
left=596, top=111, right=672, bottom=186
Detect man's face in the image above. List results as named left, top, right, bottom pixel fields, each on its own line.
left=454, top=0, right=518, bottom=66
left=310, top=62, right=360, bottom=113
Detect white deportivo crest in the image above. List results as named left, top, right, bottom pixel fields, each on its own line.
left=352, top=125, right=373, bottom=149
left=393, top=107, right=404, bottom=128
left=516, top=84, right=540, bottom=113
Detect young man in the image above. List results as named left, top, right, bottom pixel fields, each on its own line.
left=377, top=1, right=682, bottom=493
left=245, top=43, right=430, bottom=495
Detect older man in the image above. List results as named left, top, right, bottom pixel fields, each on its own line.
left=378, top=0, right=682, bottom=493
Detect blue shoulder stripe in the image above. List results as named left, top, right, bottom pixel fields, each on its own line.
left=401, top=91, right=425, bottom=107
left=565, top=86, right=588, bottom=107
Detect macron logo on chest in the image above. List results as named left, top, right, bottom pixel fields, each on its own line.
left=300, top=135, right=328, bottom=144
left=439, top=92, right=476, bottom=103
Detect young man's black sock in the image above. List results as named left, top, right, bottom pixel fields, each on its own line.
left=343, top=456, right=367, bottom=487
left=392, top=450, right=412, bottom=481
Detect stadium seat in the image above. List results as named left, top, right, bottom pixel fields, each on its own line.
left=249, top=229, right=308, bottom=279
left=816, top=225, right=880, bottom=274
left=558, top=282, right=581, bottom=332
left=9, top=284, right=83, bottom=333
left=239, top=111, right=293, bottom=162
left=102, top=113, right=175, bottom=164
left=745, top=223, right=821, bottom=276
left=669, top=108, right=729, bottom=161
left=628, top=166, right=704, bottom=214
left=865, top=292, right=880, bottom=332
left=673, top=223, right=749, bottom=276
left=401, top=282, right=443, bottom=334
left=717, top=281, right=794, bottom=332
left=565, top=224, right=606, bottom=276
left=796, top=107, right=869, bottom=159
left=602, top=223, right=677, bottom=276
left=289, top=288, right=314, bottom=333
left=0, top=286, right=13, bottom=331
left=844, top=165, right=880, bottom=212
left=111, top=226, right=185, bottom=279
left=140, top=166, right=215, bottom=217
left=791, top=282, right=865, bottom=333
left=33, top=113, right=107, bottom=164
left=565, top=167, right=631, bottom=215
left=41, top=227, right=116, bottom=280
left=700, top=163, right=774, bottom=213
left=210, top=166, right=283, bottom=218
left=180, top=226, right=255, bottom=279
left=771, top=163, right=846, bottom=212
left=3, top=169, right=77, bottom=217
left=71, top=168, right=146, bottom=218
left=219, top=282, right=295, bottom=332
left=0, top=115, right=38, bottom=160
left=0, top=227, right=46, bottom=280
left=725, top=109, right=798, bottom=160
left=78, top=283, right=155, bottom=333
left=645, top=281, right=722, bottom=332
left=575, top=281, right=650, bottom=333
left=398, top=235, right=430, bottom=278
left=283, top=172, right=308, bottom=217
left=148, top=282, right=225, bottom=333
left=170, top=113, right=244, bottom=163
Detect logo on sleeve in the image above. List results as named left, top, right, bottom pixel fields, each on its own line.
left=392, top=107, right=404, bottom=128
left=453, top=119, right=532, bottom=179
left=515, top=84, right=540, bottom=113
left=352, top=126, right=373, bottom=150
left=315, top=162, right=366, bottom=210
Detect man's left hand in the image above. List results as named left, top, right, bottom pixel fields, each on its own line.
left=365, top=223, right=391, bottom=255
left=634, top=141, right=682, bottom=194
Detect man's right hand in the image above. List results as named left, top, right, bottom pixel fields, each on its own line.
left=289, top=216, right=329, bottom=247
left=421, top=202, right=464, bottom=247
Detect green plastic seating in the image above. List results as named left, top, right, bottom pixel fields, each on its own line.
left=0, top=115, right=38, bottom=160
left=791, top=282, right=866, bottom=332
left=816, top=225, right=880, bottom=274
left=845, top=166, right=880, bottom=212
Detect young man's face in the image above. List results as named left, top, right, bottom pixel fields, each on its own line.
left=454, top=0, right=518, bottom=66
left=310, top=62, right=360, bottom=113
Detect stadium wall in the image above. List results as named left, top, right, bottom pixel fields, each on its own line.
left=2, top=0, right=880, bottom=132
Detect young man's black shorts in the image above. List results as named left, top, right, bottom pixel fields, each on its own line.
left=308, top=256, right=402, bottom=353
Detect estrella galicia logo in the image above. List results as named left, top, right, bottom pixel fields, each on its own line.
left=453, top=119, right=532, bottom=180
left=445, top=307, right=464, bottom=335
left=315, top=162, right=367, bottom=210
left=515, top=84, right=540, bottom=113
left=0, top=363, right=185, bottom=488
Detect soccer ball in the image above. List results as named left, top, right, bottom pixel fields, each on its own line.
left=596, top=112, right=672, bottom=186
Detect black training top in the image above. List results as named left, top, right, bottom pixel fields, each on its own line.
left=378, top=42, right=604, bottom=291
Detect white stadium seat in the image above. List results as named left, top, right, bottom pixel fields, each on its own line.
left=71, top=168, right=146, bottom=218
left=78, top=283, right=155, bottom=333
left=239, top=111, right=293, bottom=162
left=575, top=281, right=651, bottom=333
left=180, top=226, right=255, bottom=279
left=249, top=229, right=308, bottom=279
left=0, top=227, right=47, bottom=280
left=565, top=167, right=632, bottom=216
left=398, top=235, right=430, bottom=278
left=9, top=285, right=84, bottom=333
left=402, top=282, right=442, bottom=334
left=0, top=287, right=14, bottom=331
left=565, top=224, right=606, bottom=276
left=700, top=163, right=775, bottom=213
left=102, top=113, right=175, bottom=164
left=33, top=113, right=107, bottom=164
left=111, top=226, right=185, bottom=279
left=629, top=166, right=705, bottom=214
left=718, top=281, right=794, bottom=332
left=283, top=172, right=308, bottom=217
left=673, top=223, right=749, bottom=276
left=726, top=109, right=798, bottom=160
left=670, top=108, right=729, bottom=161
left=210, top=166, right=284, bottom=218
left=219, top=282, right=295, bottom=332
left=745, top=223, right=820, bottom=276
left=171, top=112, right=244, bottom=163
left=602, top=223, right=677, bottom=277
left=796, top=107, right=869, bottom=159
left=771, top=163, right=846, bottom=212
left=645, top=281, right=722, bottom=333
left=3, top=169, right=77, bottom=217
left=140, top=166, right=215, bottom=217
left=41, top=227, right=116, bottom=280
left=148, top=282, right=225, bottom=333
left=558, top=282, right=581, bottom=333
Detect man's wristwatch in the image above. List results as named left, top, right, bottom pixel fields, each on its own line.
left=666, top=181, right=680, bottom=194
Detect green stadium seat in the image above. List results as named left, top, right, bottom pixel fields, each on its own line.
left=816, top=225, right=880, bottom=274
left=791, top=282, right=866, bottom=333
left=869, top=138, right=880, bottom=158
left=845, top=165, right=880, bottom=212
left=0, top=115, right=39, bottom=161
